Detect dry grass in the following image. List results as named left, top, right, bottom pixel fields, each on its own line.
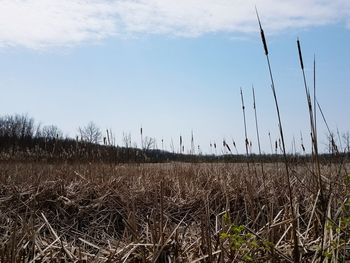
left=1, top=161, right=349, bottom=262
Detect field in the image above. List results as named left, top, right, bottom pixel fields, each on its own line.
left=1, top=160, right=349, bottom=262
left=0, top=12, right=349, bottom=263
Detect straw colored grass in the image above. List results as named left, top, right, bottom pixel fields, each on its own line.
left=1, top=161, right=349, bottom=262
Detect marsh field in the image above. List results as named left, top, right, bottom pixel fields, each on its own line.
left=1, top=6, right=350, bottom=263
left=1, top=160, right=349, bottom=262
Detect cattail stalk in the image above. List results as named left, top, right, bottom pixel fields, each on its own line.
left=140, top=126, right=143, bottom=150
left=191, top=130, right=195, bottom=155
left=240, top=88, right=250, bottom=158
left=316, top=100, right=337, bottom=153
left=232, top=139, right=239, bottom=154
left=256, top=8, right=300, bottom=262
left=240, top=88, right=251, bottom=173
left=297, top=39, right=326, bottom=257
left=297, top=39, right=317, bottom=155
left=268, top=132, right=273, bottom=154
left=313, top=56, right=317, bottom=148
left=179, top=135, right=182, bottom=154
left=252, top=86, right=262, bottom=157
left=106, top=129, right=111, bottom=145
left=252, top=86, right=266, bottom=185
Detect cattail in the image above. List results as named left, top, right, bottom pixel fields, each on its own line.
left=275, top=140, right=278, bottom=153
left=313, top=55, right=317, bottom=144
left=297, top=39, right=304, bottom=70
left=240, top=88, right=249, bottom=158
left=226, top=144, right=231, bottom=153
left=140, top=126, right=143, bottom=149
left=297, top=40, right=326, bottom=254
left=179, top=135, right=182, bottom=154
left=223, top=139, right=231, bottom=153
left=256, top=8, right=300, bottom=262
left=191, top=130, right=195, bottom=155
left=256, top=7, right=268, bottom=55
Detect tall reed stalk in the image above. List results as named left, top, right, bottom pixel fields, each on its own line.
left=297, top=38, right=325, bottom=259
left=268, top=132, right=273, bottom=154
left=140, top=126, right=143, bottom=150
left=252, top=87, right=262, bottom=158
left=252, top=86, right=266, bottom=187
left=240, top=88, right=250, bottom=159
left=256, top=9, right=300, bottom=262
left=316, top=100, right=338, bottom=153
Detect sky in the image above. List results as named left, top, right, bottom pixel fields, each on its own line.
left=0, top=0, right=349, bottom=154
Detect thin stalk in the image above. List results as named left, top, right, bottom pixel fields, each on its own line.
left=297, top=39, right=319, bottom=157
left=297, top=41, right=323, bottom=170
left=160, top=181, right=164, bottom=246
left=297, top=40, right=326, bottom=258
left=106, top=129, right=111, bottom=145
left=292, top=136, right=296, bottom=155
left=337, top=128, right=343, bottom=151
left=252, top=86, right=266, bottom=183
left=140, top=126, right=143, bottom=150
left=191, top=130, right=195, bottom=155
left=316, top=101, right=331, bottom=136
left=252, top=86, right=262, bottom=157
left=179, top=135, right=182, bottom=154
left=256, top=8, right=300, bottom=262
left=300, top=131, right=305, bottom=153
left=313, top=55, right=317, bottom=149
left=252, top=85, right=271, bottom=238
left=268, top=132, right=273, bottom=154
left=232, top=139, right=239, bottom=154
left=240, top=88, right=250, bottom=158
left=240, top=88, right=251, bottom=173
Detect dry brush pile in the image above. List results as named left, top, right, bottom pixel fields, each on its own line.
left=0, top=161, right=350, bottom=262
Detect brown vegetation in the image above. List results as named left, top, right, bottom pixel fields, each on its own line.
left=1, top=161, right=349, bottom=262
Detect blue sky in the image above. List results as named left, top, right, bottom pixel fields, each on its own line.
left=0, top=0, right=349, bottom=154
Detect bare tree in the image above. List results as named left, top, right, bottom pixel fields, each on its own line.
left=0, top=114, right=35, bottom=138
left=79, top=122, right=102, bottom=144
left=122, top=132, right=132, bottom=148
left=143, top=136, right=155, bottom=150
left=343, top=132, right=350, bottom=153
left=42, top=125, right=64, bottom=139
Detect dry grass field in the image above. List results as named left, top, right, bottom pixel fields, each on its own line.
left=1, top=160, right=349, bottom=262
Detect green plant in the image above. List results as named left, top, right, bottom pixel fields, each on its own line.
left=219, top=212, right=272, bottom=262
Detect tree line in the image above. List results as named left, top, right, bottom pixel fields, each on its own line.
left=0, top=113, right=348, bottom=163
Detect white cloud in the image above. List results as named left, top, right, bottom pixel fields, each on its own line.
left=0, top=0, right=350, bottom=49
left=0, top=0, right=118, bottom=49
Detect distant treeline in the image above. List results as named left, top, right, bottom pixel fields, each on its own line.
left=0, top=113, right=348, bottom=163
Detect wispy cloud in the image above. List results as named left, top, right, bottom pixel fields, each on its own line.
left=0, top=0, right=118, bottom=49
left=0, top=0, right=350, bottom=49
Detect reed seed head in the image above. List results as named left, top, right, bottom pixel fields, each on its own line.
left=255, top=7, right=269, bottom=55
left=297, top=38, right=304, bottom=70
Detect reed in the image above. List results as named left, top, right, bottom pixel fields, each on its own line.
left=252, top=86, right=267, bottom=193
left=297, top=39, right=326, bottom=258
left=256, top=8, right=300, bottom=262
left=240, top=88, right=250, bottom=160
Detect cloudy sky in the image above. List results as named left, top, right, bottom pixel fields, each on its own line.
left=0, top=0, right=349, bottom=153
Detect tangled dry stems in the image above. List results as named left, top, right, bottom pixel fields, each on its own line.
left=0, top=161, right=349, bottom=262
